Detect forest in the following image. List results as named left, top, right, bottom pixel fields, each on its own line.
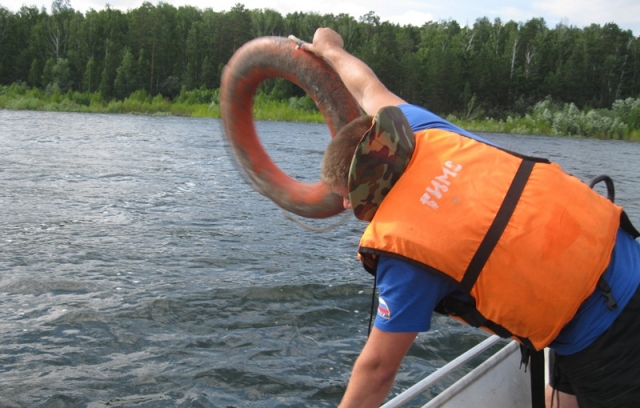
left=1, top=0, right=640, bottom=139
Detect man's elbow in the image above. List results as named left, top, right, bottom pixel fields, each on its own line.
left=357, top=356, right=400, bottom=388
left=375, top=366, right=398, bottom=389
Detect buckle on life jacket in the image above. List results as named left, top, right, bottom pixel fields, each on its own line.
left=598, top=276, right=618, bottom=311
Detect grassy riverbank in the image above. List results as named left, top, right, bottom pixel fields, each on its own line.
left=448, top=97, right=640, bottom=141
left=1, top=83, right=639, bottom=141
left=0, top=83, right=325, bottom=123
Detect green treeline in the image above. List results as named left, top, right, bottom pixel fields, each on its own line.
left=1, top=0, right=640, bottom=140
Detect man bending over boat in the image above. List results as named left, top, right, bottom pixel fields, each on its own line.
left=300, top=27, right=640, bottom=408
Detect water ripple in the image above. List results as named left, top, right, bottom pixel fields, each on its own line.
left=1, top=111, right=638, bottom=406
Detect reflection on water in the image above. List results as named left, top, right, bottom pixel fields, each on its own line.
left=0, top=110, right=638, bottom=407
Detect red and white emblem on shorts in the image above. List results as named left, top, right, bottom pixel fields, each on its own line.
left=377, top=297, right=391, bottom=319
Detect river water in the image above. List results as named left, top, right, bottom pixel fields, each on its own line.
left=1, top=110, right=638, bottom=408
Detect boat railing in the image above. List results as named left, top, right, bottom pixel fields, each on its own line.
left=381, top=335, right=521, bottom=408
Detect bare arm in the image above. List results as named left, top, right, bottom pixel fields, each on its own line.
left=300, top=28, right=406, bottom=115
left=339, top=328, right=417, bottom=408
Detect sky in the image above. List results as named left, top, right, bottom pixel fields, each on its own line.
left=1, top=0, right=639, bottom=36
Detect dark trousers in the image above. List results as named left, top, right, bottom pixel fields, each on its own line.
left=550, top=285, right=640, bottom=407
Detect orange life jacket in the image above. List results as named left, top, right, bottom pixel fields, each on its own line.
left=358, top=128, right=622, bottom=350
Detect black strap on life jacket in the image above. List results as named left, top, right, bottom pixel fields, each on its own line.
left=460, top=158, right=535, bottom=291
left=519, top=346, right=546, bottom=408
left=435, top=296, right=535, bottom=346
left=589, top=174, right=639, bottom=238
left=530, top=350, right=545, bottom=408
left=439, top=291, right=544, bottom=407
left=367, top=276, right=377, bottom=337
left=588, top=175, right=637, bottom=310
left=589, top=174, right=616, bottom=202
left=621, top=211, right=640, bottom=238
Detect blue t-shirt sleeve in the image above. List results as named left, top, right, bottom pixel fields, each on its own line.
left=374, top=255, right=459, bottom=333
left=398, top=103, right=496, bottom=146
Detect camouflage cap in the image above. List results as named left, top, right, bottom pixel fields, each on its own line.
left=348, top=106, right=416, bottom=221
